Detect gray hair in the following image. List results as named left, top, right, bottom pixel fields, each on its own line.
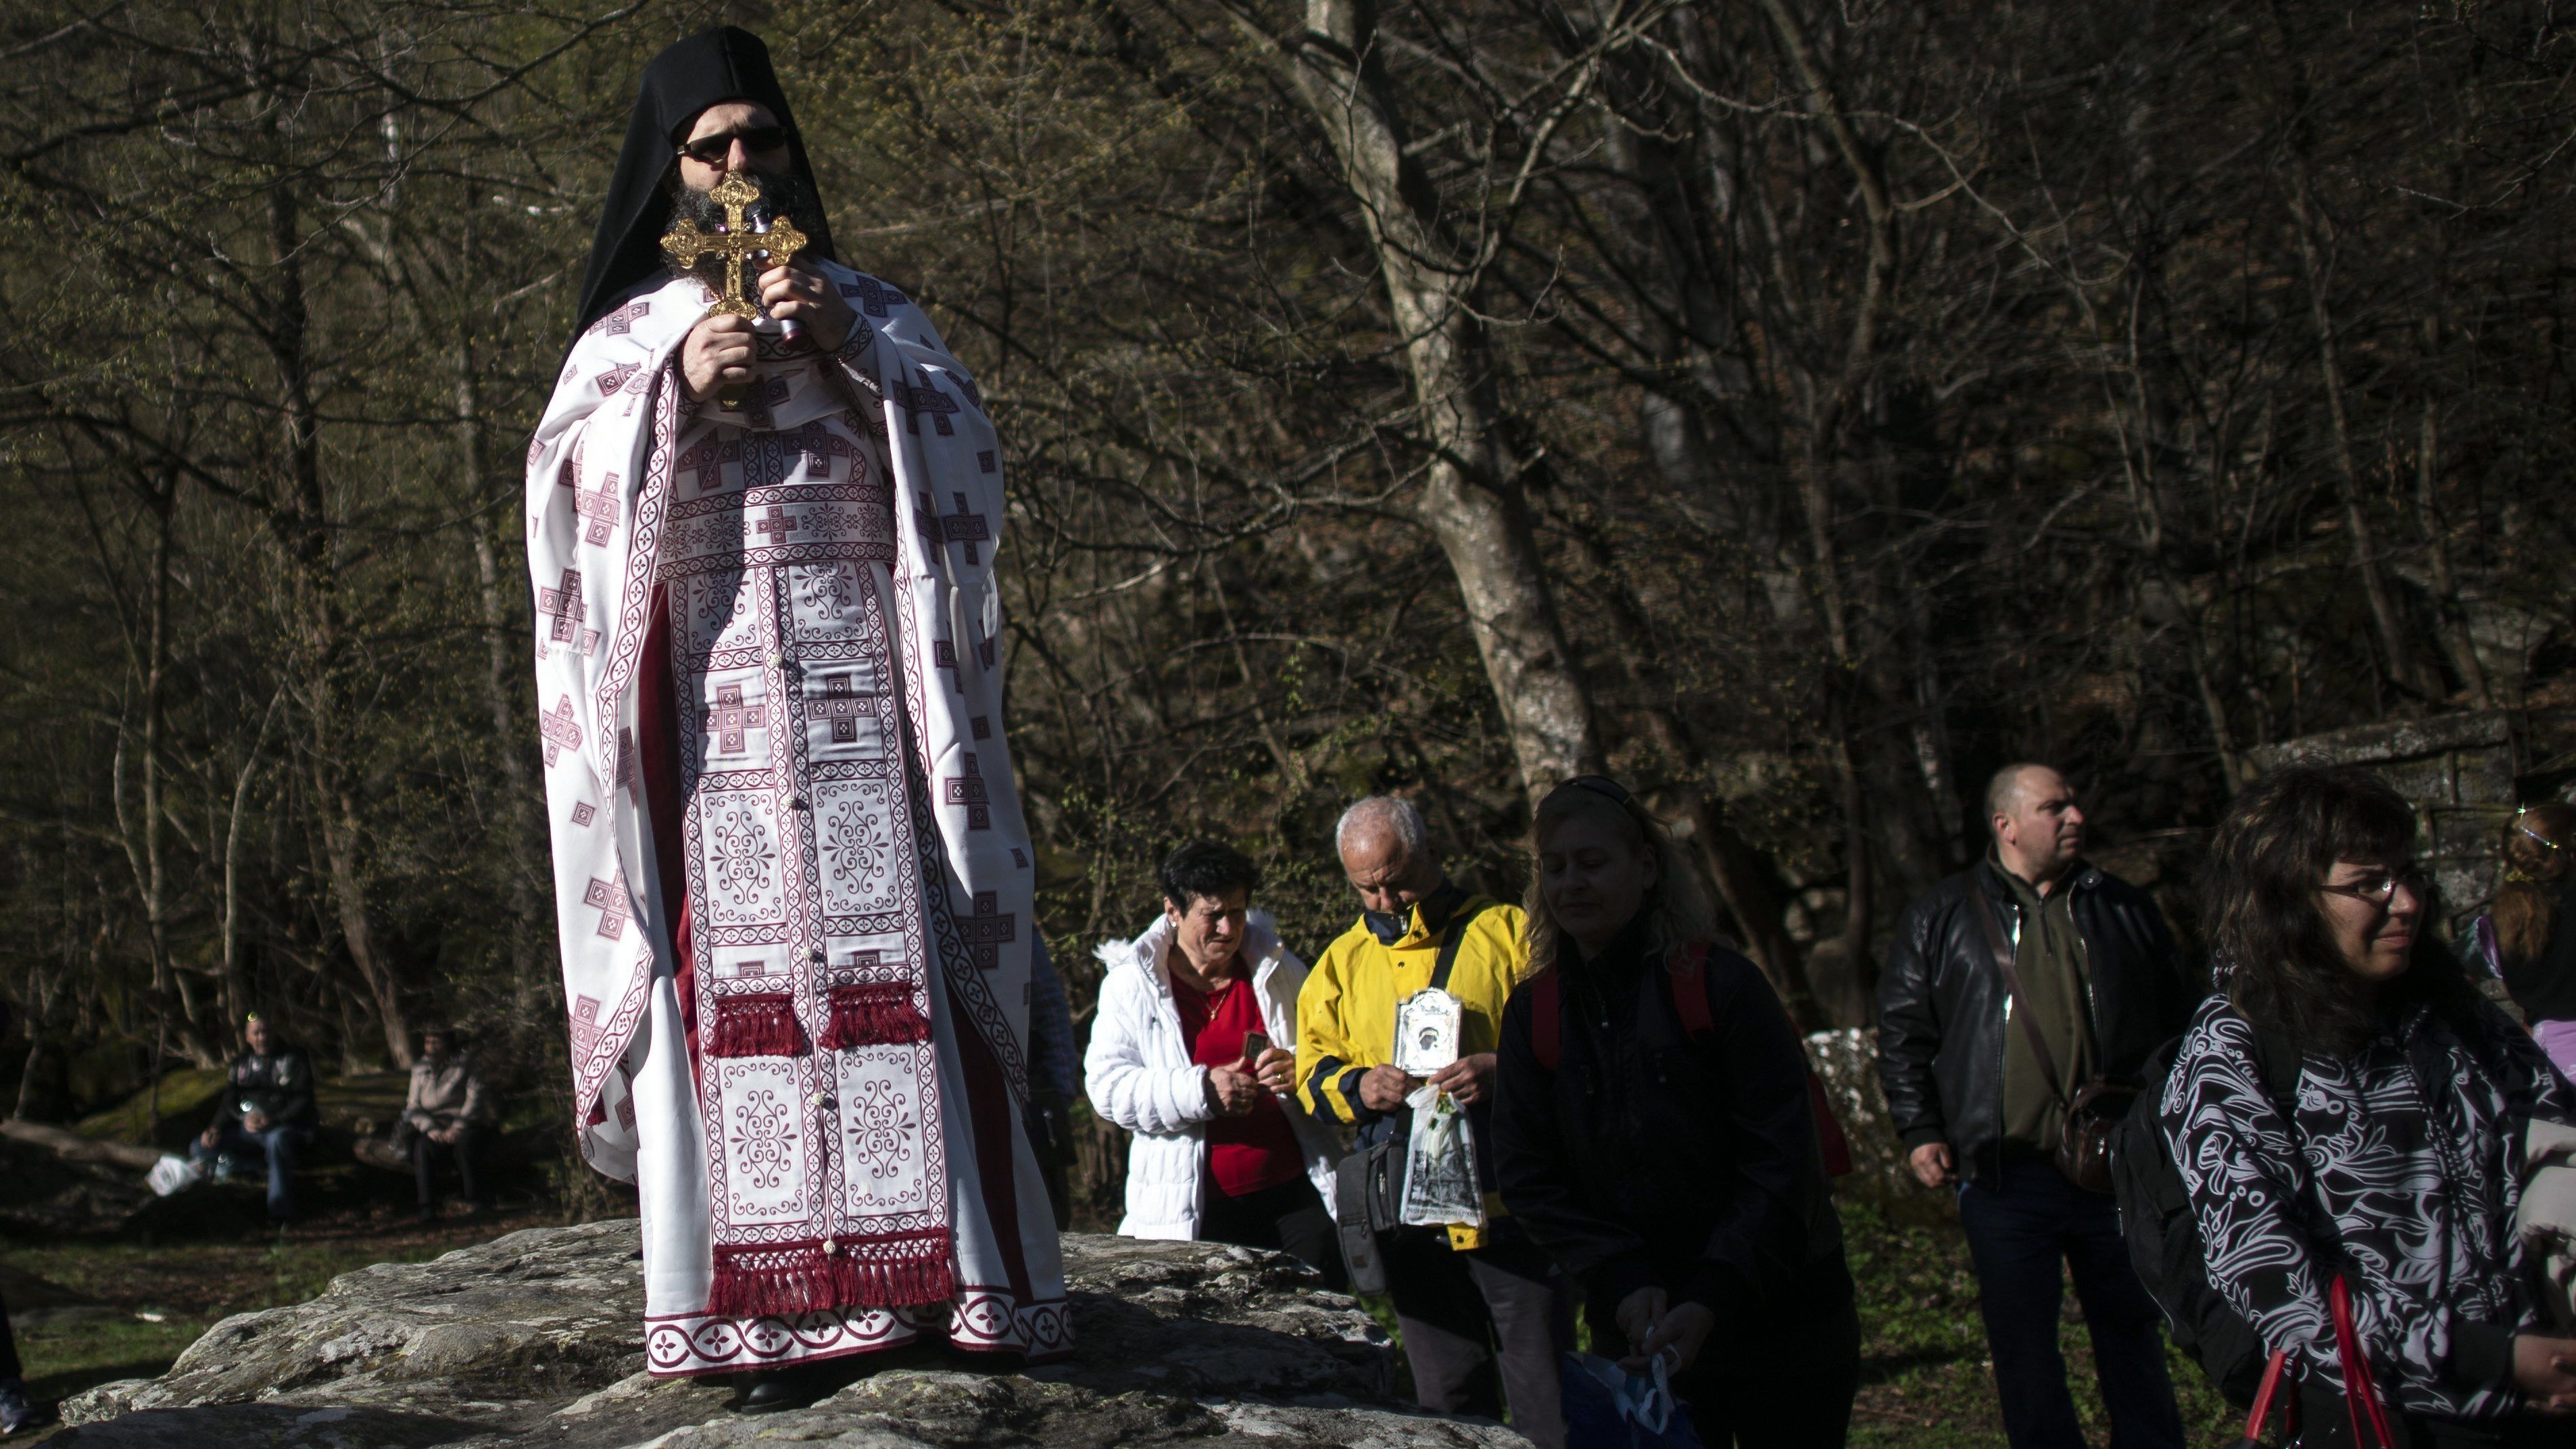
left=1335, top=795, right=1432, bottom=862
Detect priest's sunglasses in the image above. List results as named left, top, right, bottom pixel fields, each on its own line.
left=677, top=124, right=794, bottom=165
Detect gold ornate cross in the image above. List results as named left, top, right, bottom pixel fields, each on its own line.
left=661, top=170, right=809, bottom=319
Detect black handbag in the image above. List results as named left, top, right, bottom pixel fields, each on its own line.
left=1332, top=900, right=1492, bottom=1294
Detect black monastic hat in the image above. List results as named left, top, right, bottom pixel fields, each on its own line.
left=569, top=26, right=837, bottom=339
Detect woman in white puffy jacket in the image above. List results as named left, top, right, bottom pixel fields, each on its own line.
left=1084, top=841, right=1346, bottom=1286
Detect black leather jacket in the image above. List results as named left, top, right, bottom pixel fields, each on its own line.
left=1874, top=860, right=2195, bottom=1190
left=212, top=1048, right=318, bottom=1132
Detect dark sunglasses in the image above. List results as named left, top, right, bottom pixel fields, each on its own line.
left=677, top=125, right=794, bottom=165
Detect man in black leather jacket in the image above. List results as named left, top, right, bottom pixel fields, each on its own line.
left=1875, top=764, right=2195, bottom=1449
left=191, top=1012, right=320, bottom=1226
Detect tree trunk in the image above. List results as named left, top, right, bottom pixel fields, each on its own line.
left=218, top=689, right=284, bottom=1037
left=456, top=343, right=552, bottom=991
left=1277, top=0, right=1603, bottom=794
left=110, top=496, right=216, bottom=1069
left=2411, top=399, right=2490, bottom=707
left=2283, top=159, right=2435, bottom=707
left=266, top=177, right=412, bottom=1069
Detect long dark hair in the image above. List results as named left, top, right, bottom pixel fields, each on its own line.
left=2202, top=766, right=2476, bottom=1057
left=2493, top=802, right=2576, bottom=966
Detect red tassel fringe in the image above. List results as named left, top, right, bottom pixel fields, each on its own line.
left=818, top=983, right=931, bottom=1050
left=708, top=993, right=807, bottom=1058
left=708, top=1231, right=956, bottom=1317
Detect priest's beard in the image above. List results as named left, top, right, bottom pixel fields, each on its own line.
left=668, top=168, right=829, bottom=275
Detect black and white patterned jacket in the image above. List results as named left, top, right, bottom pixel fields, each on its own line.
left=2160, top=991, right=2571, bottom=1419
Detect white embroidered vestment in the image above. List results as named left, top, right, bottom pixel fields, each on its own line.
left=525, top=264, right=1067, bottom=1376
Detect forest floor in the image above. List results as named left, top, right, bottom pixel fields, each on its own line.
left=0, top=1192, right=2240, bottom=1446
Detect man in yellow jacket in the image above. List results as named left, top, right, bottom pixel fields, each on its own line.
left=1296, top=795, right=1573, bottom=1449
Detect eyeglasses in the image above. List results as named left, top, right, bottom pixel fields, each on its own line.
left=2318, top=866, right=2429, bottom=906
left=677, top=125, right=794, bottom=165
left=1564, top=775, right=1634, bottom=805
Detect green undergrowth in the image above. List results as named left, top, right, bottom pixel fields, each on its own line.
left=5, top=1214, right=556, bottom=1420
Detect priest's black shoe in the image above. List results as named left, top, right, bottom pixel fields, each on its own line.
left=735, top=1365, right=834, bottom=1415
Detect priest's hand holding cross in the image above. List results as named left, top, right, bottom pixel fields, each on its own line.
left=675, top=258, right=856, bottom=402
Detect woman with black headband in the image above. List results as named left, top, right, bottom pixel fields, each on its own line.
left=1492, top=777, right=1859, bottom=1447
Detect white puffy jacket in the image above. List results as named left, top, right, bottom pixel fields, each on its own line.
left=1084, top=911, right=1343, bottom=1239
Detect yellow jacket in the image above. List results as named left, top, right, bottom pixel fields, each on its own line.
left=1294, top=889, right=1531, bottom=1249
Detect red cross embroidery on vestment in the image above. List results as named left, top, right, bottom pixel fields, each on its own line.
left=789, top=422, right=865, bottom=481
left=896, top=373, right=958, bottom=436
left=591, top=299, right=651, bottom=337
left=944, top=753, right=991, bottom=829
left=957, top=890, right=1017, bottom=971
left=753, top=506, right=800, bottom=546
left=540, top=695, right=583, bottom=766
left=837, top=276, right=906, bottom=317
left=702, top=684, right=764, bottom=756
left=537, top=569, right=602, bottom=656
left=935, top=492, right=990, bottom=565
left=583, top=875, right=629, bottom=939
left=813, top=674, right=875, bottom=742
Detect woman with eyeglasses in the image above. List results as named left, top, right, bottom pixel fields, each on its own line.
left=1492, top=777, right=1858, bottom=1447
left=2462, top=805, right=2576, bottom=1077
left=2164, top=766, right=2576, bottom=1444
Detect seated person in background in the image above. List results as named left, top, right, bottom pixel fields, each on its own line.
left=2467, top=804, right=2576, bottom=1075
left=1085, top=841, right=1345, bottom=1285
left=401, top=1025, right=496, bottom=1224
left=1494, top=777, right=1859, bottom=1448
left=192, top=1010, right=318, bottom=1226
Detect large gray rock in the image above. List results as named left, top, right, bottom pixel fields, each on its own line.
left=52, top=1221, right=1528, bottom=1449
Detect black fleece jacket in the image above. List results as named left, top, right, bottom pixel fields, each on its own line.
left=1492, top=926, right=1849, bottom=1356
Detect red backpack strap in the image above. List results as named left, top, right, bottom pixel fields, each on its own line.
left=1531, top=968, right=1562, bottom=1073
left=1668, top=940, right=1715, bottom=1039
left=1672, top=939, right=1855, bottom=1178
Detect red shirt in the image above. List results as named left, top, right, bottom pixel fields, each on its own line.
left=1171, top=966, right=1304, bottom=1198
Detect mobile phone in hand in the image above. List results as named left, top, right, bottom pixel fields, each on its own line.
left=1241, top=1030, right=1271, bottom=1063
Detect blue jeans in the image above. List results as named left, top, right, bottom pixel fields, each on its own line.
left=193, top=1123, right=309, bottom=1221
left=1957, top=1153, right=2184, bottom=1449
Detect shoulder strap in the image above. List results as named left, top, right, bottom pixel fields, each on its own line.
left=1531, top=970, right=1561, bottom=1073
left=1429, top=897, right=1495, bottom=993
left=2248, top=1026, right=2304, bottom=1122
left=1668, top=940, right=1715, bottom=1039
left=1973, top=870, right=2071, bottom=1105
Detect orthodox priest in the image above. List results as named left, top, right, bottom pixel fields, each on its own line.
left=525, top=27, right=1066, bottom=1408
